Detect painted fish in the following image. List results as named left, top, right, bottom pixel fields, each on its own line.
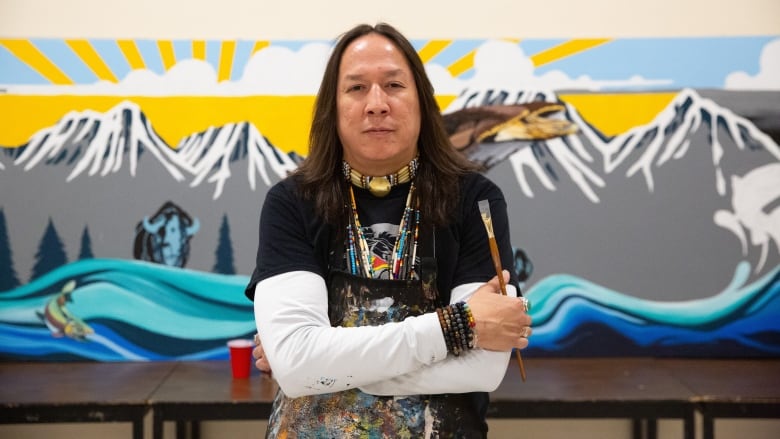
left=36, top=280, right=94, bottom=341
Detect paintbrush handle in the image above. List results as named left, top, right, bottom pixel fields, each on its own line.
left=488, top=237, right=507, bottom=295
left=479, top=200, right=527, bottom=382
left=515, top=350, right=527, bottom=381
left=487, top=236, right=527, bottom=382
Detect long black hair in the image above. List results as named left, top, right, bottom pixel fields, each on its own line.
left=295, top=22, right=479, bottom=226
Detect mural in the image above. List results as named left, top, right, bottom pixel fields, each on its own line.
left=133, top=201, right=200, bottom=268
left=0, top=35, right=778, bottom=361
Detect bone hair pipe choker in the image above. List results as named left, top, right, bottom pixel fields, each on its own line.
left=342, top=156, right=419, bottom=197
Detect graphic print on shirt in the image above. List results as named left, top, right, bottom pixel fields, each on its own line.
left=362, top=222, right=411, bottom=280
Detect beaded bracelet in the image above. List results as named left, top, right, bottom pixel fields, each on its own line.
left=437, top=301, right=477, bottom=356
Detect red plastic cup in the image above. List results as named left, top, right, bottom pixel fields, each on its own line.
left=227, top=339, right=254, bottom=379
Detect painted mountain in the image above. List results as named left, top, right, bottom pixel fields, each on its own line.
left=444, top=87, right=780, bottom=356
left=2, top=100, right=298, bottom=199
left=1, top=90, right=779, bottom=360
left=0, top=100, right=296, bottom=294
left=447, top=87, right=779, bottom=202
left=446, top=88, right=780, bottom=287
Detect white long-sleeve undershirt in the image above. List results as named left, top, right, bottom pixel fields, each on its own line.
left=254, top=270, right=514, bottom=398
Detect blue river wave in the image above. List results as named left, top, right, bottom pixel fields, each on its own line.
left=1, top=259, right=778, bottom=360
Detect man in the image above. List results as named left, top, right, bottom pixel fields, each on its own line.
left=246, top=23, right=531, bottom=438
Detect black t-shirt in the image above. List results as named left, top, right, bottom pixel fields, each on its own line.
left=245, top=171, right=518, bottom=301
left=245, top=171, right=518, bottom=433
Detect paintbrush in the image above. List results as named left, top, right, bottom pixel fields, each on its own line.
left=478, top=199, right=527, bottom=382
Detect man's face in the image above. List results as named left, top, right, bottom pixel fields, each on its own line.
left=336, top=33, right=421, bottom=176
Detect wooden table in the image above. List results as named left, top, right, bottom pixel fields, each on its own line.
left=488, top=357, right=697, bottom=439
left=0, top=361, right=176, bottom=439
left=3, top=358, right=777, bottom=439
left=660, top=359, right=780, bottom=439
left=149, top=360, right=277, bottom=439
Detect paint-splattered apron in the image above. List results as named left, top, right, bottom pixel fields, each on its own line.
left=265, top=265, right=486, bottom=438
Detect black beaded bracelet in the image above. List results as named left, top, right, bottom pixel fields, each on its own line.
left=437, top=301, right=476, bottom=356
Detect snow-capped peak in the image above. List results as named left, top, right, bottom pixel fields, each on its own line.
left=13, top=100, right=187, bottom=182
left=595, top=88, right=780, bottom=194
left=176, top=122, right=297, bottom=199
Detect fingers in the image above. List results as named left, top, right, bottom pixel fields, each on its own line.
left=464, top=274, right=533, bottom=351
left=516, top=336, right=530, bottom=350
left=514, top=309, right=533, bottom=350
left=510, top=325, right=532, bottom=351
left=253, top=334, right=272, bottom=375
left=255, top=357, right=272, bottom=374
left=252, top=344, right=265, bottom=360
left=520, top=297, right=530, bottom=313
left=468, top=290, right=533, bottom=351
left=502, top=310, right=533, bottom=351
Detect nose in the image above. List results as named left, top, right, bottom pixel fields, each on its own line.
left=366, top=84, right=389, bottom=115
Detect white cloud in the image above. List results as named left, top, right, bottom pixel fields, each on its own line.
left=725, top=38, right=780, bottom=90
left=229, top=43, right=332, bottom=94
left=116, top=59, right=220, bottom=95
left=470, top=40, right=536, bottom=89
left=428, top=39, right=672, bottom=99
left=425, top=64, right=465, bottom=95
left=3, top=38, right=675, bottom=96
left=2, top=43, right=332, bottom=96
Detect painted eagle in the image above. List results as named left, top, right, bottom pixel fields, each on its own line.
left=442, top=102, right=578, bottom=169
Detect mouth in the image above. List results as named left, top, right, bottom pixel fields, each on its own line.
left=364, top=127, right=393, bottom=134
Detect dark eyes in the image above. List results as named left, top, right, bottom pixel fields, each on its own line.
left=345, top=82, right=405, bottom=92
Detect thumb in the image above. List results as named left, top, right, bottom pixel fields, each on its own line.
left=486, top=270, right=511, bottom=293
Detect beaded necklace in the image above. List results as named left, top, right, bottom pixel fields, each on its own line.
left=342, top=157, right=419, bottom=197
left=346, top=181, right=420, bottom=280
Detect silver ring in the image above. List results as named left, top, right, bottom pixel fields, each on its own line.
left=521, top=327, right=531, bottom=338
left=520, top=297, right=530, bottom=312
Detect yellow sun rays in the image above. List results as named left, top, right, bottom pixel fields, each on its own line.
left=531, top=39, right=611, bottom=67
left=0, top=39, right=73, bottom=84
left=192, top=41, right=206, bottom=60
left=417, top=38, right=608, bottom=77
left=157, top=40, right=176, bottom=70
left=118, top=40, right=146, bottom=70
left=3, top=37, right=612, bottom=88
left=251, top=41, right=270, bottom=55
left=1, top=38, right=270, bottom=85
left=2, top=36, right=654, bottom=151
left=418, top=40, right=451, bottom=63
left=65, top=40, right=118, bottom=83
left=217, top=41, right=237, bottom=82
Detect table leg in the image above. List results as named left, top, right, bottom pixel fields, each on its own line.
left=133, top=418, right=144, bottom=439
left=176, top=421, right=187, bottom=439
left=646, top=418, right=657, bottom=439
left=683, top=409, right=696, bottom=439
left=632, top=418, right=642, bottom=439
left=153, top=411, right=164, bottom=439
left=702, top=414, right=714, bottom=439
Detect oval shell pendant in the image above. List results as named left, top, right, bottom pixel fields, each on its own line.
left=368, top=177, right=391, bottom=197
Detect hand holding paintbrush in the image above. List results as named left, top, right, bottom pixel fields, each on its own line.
left=477, top=199, right=529, bottom=382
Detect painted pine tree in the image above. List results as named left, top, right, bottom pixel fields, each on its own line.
left=31, top=218, right=68, bottom=280
left=78, top=226, right=94, bottom=259
left=0, top=208, right=21, bottom=290
left=213, top=214, right=236, bottom=274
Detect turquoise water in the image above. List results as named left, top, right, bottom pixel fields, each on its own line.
left=1, top=259, right=778, bottom=360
